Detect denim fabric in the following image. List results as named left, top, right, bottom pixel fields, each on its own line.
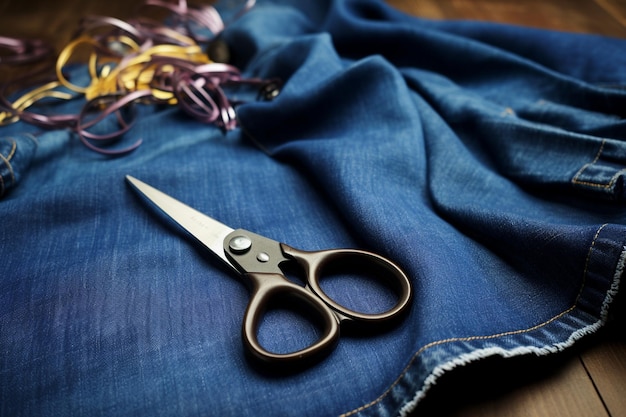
left=1, top=1, right=626, bottom=416
left=0, top=133, right=38, bottom=198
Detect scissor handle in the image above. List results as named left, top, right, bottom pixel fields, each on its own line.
left=223, top=229, right=412, bottom=365
left=281, top=244, right=413, bottom=324
left=241, top=272, right=341, bottom=365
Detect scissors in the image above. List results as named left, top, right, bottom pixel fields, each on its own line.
left=126, top=175, right=412, bottom=366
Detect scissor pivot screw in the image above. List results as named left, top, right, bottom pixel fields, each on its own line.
left=256, top=252, right=270, bottom=263
left=229, top=236, right=252, bottom=254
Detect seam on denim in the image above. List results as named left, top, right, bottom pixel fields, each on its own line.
left=571, top=139, right=604, bottom=186
left=598, top=244, right=625, bottom=324
left=570, top=139, right=626, bottom=190
left=573, top=171, right=626, bottom=190
left=5, top=137, right=17, bottom=161
left=339, top=224, right=609, bottom=417
left=0, top=138, right=17, bottom=196
left=398, top=239, right=625, bottom=417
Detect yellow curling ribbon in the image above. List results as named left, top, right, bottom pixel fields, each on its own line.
left=0, top=0, right=269, bottom=155
left=2, top=34, right=211, bottom=126
left=108, top=44, right=210, bottom=100
left=0, top=81, right=74, bottom=125
left=56, top=35, right=210, bottom=102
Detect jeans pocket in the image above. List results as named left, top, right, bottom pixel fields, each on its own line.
left=570, top=137, right=626, bottom=199
left=478, top=116, right=626, bottom=201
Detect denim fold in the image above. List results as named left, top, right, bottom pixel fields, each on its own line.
left=1, top=1, right=625, bottom=416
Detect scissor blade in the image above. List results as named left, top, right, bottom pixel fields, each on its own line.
left=126, top=175, right=236, bottom=271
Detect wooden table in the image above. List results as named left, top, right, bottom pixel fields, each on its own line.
left=1, top=1, right=625, bottom=416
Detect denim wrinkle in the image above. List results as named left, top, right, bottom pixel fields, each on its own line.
left=1, top=1, right=626, bottom=416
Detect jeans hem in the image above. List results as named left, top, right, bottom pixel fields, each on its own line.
left=340, top=224, right=625, bottom=417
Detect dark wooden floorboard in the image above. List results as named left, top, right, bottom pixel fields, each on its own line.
left=593, top=0, right=626, bottom=29
left=389, top=0, right=626, bottom=37
left=581, top=328, right=626, bottom=417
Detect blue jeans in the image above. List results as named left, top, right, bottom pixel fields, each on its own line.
left=1, top=1, right=625, bottom=416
